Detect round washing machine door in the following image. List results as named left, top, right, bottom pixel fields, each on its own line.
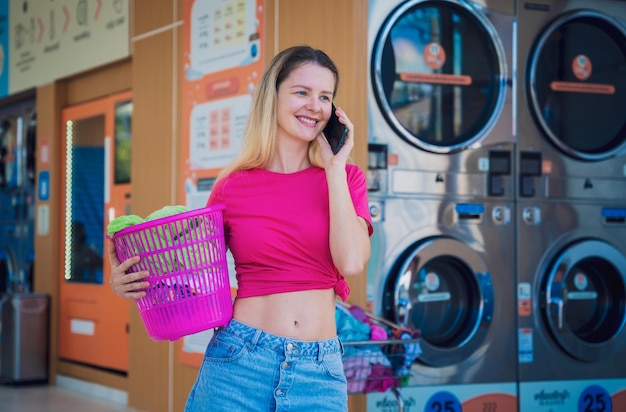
left=371, top=0, right=507, bottom=153
left=528, top=10, right=626, bottom=160
left=542, top=239, right=626, bottom=362
left=385, top=237, right=494, bottom=366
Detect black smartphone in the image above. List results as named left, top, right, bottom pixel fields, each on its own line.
left=323, top=104, right=348, bottom=155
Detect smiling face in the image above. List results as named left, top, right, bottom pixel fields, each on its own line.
left=275, top=62, right=336, bottom=149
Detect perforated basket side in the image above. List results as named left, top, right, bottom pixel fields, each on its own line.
left=112, top=205, right=226, bottom=275
left=139, top=279, right=233, bottom=341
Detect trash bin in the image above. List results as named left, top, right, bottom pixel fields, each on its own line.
left=0, top=293, right=50, bottom=384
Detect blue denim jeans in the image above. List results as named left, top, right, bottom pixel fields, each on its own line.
left=184, top=319, right=348, bottom=412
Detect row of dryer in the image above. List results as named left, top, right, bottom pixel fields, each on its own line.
left=364, top=0, right=626, bottom=411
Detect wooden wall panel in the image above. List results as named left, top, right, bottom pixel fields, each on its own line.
left=131, top=36, right=178, bottom=216
left=133, top=0, right=176, bottom=37
left=171, top=4, right=201, bottom=409
left=63, top=60, right=132, bottom=106
left=132, top=1, right=190, bottom=411
left=128, top=22, right=177, bottom=412
left=34, top=83, right=65, bottom=384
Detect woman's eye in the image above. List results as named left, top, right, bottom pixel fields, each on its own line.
left=321, top=95, right=330, bottom=102
left=296, top=91, right=307, bottom=96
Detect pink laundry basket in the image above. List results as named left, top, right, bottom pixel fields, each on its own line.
left=111, top=205, right=232, bottom=341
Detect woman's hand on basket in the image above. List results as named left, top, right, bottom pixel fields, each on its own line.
left=108, top=240, right=150, bottom=299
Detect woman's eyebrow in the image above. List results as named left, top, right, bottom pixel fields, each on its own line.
left=290, top=84, right=334, bottom=95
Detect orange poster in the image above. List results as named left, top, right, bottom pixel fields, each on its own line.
left=181, top=0, right=266, bottom=210
left=179, top=0, right=265, bottom=367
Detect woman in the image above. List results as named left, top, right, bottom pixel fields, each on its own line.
left=109, top=45, right=372, bottom=411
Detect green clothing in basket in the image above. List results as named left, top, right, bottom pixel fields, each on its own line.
left=107, top=205, right=189, bottom=237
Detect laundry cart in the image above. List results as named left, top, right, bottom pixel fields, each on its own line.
left=338, top=302, right=421, bottom=412
left=344, top=338, right=422, bottom=412
left=0, top=293, right=50, bottom=384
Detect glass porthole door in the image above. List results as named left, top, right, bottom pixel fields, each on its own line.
left=371, top=0, right=507, bottom=153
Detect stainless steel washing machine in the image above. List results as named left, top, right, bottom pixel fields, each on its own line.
left=366, top=0, right=517, bottom=409
left=516, top=2, right=626, bottom=411
left=516, top=0, right=626, bottom=203
left=366, top=193, right=517, bottom=411
left=368, top=0, right=515, bottom=200
left=516, top=199, right=626, bottom=411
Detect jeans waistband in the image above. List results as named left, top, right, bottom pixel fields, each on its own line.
left=222, top=319, right=343, bottom=358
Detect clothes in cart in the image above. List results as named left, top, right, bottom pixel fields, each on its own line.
left=336, top=302, right=422, bottom=393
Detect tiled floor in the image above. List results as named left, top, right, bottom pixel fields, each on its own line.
left=0, top=380, right=139, bottom=412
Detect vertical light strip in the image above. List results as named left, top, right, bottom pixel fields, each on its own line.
left=64, top=121, right=74, bottom=280
left=104, top=136, right=111, bottom=203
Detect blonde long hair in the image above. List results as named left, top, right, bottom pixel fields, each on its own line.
left=217, top=46, right=339, bottom=179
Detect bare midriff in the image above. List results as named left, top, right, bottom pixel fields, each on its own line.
left=232, top=288, right=338, bottom=341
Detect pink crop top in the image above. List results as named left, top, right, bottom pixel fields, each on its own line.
left=206, top=164, right=373, bottom=301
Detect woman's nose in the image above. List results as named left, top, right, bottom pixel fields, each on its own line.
left=305, top=98, right=322, bottom=112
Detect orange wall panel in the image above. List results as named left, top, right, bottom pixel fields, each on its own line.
left=128, top=26, right=177, bottom=412
left=133, top=0, right=178, bottom=37
left=63, top=60, right=132, bottom=106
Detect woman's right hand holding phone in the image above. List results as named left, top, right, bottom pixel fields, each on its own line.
left=108, top=241, right=150, bottom=299
left=318, top=105, right=353, bottom=165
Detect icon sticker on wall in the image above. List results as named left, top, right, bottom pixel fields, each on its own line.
left=38, top=170, right=49, bottom=201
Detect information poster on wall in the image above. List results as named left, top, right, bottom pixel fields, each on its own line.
left=181, top=0, right=265, bottom=210
left=178, top=0, right=265, bottom=367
